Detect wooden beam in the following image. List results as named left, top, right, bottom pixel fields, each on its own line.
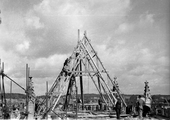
left=2, top=62, right=6, bottom=106
left=25, top=64, right=29, bottom=119
left=0, top=59, right=2, bottom=105
left=10, top=80, right=12, bottom=111
left=46, top=81, right=48, bottom=118
left=79, top=60, right=84, bottom=110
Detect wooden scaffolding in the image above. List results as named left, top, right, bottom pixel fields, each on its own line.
left=36, top=30, right=127, bottom=118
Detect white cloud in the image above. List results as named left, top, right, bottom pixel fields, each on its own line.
left=34, top=0, right=130, bottom=16
left=115, top=23, right=134, bottom=34
left=138, top=48, right=154, bottom=64
left=139, top=12, right=155, bottom=25
left=129, top=66, right=156, bottom=76
left=35, top=54, right=68, bottom=70
left=16, top=41, right=30, bottom=54
left=34, top=0, right=51, bottom=15
left=25, top=15, right=44, bottom=29
left=157, top=56, right=170, bottom=66
left=118, top=40, right=126, bottom=45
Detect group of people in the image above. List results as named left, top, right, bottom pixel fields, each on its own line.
left=115, top=95, right=151, bottom=119
left=136, top=95, right=151, bottom=119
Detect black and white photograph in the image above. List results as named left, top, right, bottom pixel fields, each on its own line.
left=0, top=0, right=169, bottom=119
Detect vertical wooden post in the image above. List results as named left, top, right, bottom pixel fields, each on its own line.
left=1, top=62, right=6, bottom=119
left=78, top=29, right=84, bottom=110
left=79, top=60, right=84, bottom=110
left=10, top=80, right=12, bottom=111
left=2, top=62, right=6, bottom=106
left=25, top=64, right=29, bottom=119
left=46, top=81, right=48, bottom=118
left=75, top=85, right=78, bottom=119
left=0, top=59, right=2, bottom=105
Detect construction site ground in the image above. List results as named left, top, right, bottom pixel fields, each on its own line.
left=48, top=111, right=170, bottom=120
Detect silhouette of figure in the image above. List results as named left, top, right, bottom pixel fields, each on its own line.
left=115, top=97, right=121, bottom=119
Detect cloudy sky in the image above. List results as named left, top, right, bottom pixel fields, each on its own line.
left=0, top=0, right=169, bottom=96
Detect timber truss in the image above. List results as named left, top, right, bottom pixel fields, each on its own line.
left=37, top=31, right=127, bottom=117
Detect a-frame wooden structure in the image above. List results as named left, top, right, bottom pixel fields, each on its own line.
left=37, top=30, right=127, bottom=118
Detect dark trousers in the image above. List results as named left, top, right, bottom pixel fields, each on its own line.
left=116, top=108, right=121, bottom=119
left=143, top=106, right=150, bottom=117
